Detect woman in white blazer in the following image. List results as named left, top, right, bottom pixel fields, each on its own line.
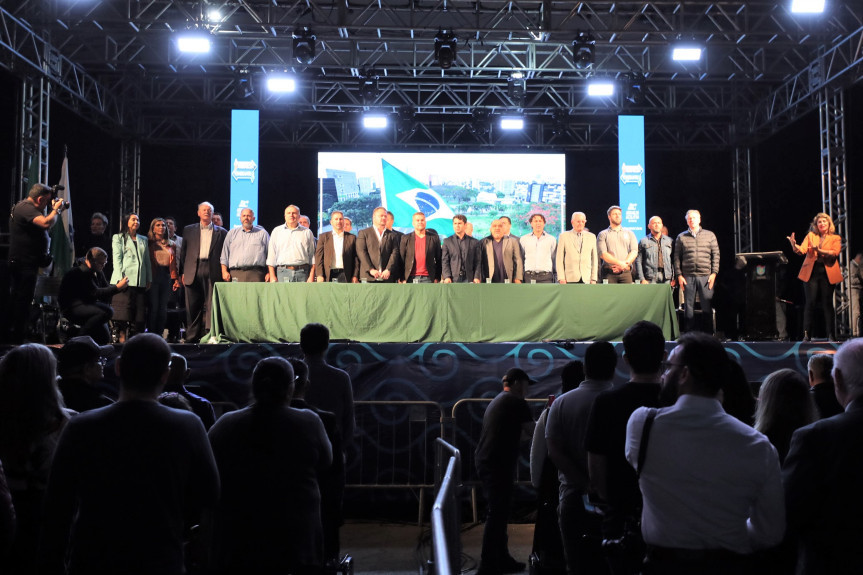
left=110, top=213, right=152, bottom=342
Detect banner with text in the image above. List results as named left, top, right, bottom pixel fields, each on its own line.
left=230, top=110, right=260, bottom=229
left=618, top=115, right=646, bottom=236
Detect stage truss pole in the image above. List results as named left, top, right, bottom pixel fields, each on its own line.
left=818, top=88, right=851, bottom=339
left=733, top=147, right=753, bottom=255
left=118, top=139, right=141, bottom=222
left=17, top=75, right=51, bottom=201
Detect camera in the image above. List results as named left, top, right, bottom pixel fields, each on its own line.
left=51, top=184, right=70, bottom=210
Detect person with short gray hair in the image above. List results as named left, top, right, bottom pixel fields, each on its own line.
left=784, top=338, right=863, bottom=574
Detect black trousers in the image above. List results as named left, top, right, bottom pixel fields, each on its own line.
left=67, top=302, right=113, bottom=345
left=8, top=261, right=39, bottom=343
left=803, top=265, right=835, bottom=338
left=185, top=262, right=214, bottom=342
left=479, top=471, right=515, bottom=569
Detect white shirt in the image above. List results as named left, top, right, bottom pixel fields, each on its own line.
left=626, top=394, right=785, bottom=553
left=332, top=231, right=345, bottom=269
left=520, top=231, right=557, bottom=273
left=199, top=222, right=213, bottom=259
left=267, top=224, right=316, bottom=267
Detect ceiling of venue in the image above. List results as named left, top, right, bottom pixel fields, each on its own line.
left=2, top=1, right=862, bottom=148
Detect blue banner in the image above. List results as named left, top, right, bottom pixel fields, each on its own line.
left=618, top=115, right=646, bottom=236
left=230, top=110, right=260, bottom=229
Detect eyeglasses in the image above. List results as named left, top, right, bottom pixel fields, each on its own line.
left=661, top=361, right=685, bottom=372
left=92, top=357, right=108, bottom=367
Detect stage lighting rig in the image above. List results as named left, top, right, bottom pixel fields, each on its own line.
left=508, top=71, right=526, bottom=107
left=358, top=69, right=380, bottom=102
left=625, top=71, right=645, bottom=105
left=572, top=32, right=595, bottom=70
left=434, top=30, right=458, bottom=69
left=293, top=27, right=317, bottom=65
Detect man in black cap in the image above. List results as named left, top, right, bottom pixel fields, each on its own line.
left=56, top=335, right=115, bottom=413
left=475, top=367, right=536, bottom=574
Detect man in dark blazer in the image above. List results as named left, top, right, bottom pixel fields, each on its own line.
left=784, top=338, right=863, bottom=574
left=399, top=212, right=442, bottom=283
left=315, top=210, right=359, bottom=283
left=480, top=219, right=524, bottom=283
left=179, top=201, right=227, bottom=342
left=356, top=206, right=400, bottom=282
left=442, top=214, right=482, bottom=283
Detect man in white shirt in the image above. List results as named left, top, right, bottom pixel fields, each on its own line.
left=626, top=332, right=784, bottom=573
left=267, top=204, right=316, bottom=282
left=520, top=213, right=556, bottom=283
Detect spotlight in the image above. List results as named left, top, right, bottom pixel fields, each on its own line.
left=672, top=43, right=702, bottom=62
left=587, top=80, right=614, bottom=96
left=397, top=106, right=417, bottom=137
left=358, top=69, right=380, bottom=102
left=267, top=76, right=296, bottom=93
left=363, top=114, right=388, bottom=129
left=236, top=70, right=254, bottom=99
left=507, top=72, right=526, bottom=106
left=293, top=27, right=316, bottom=65
left=790, top=0, right=825, bottom=13
left=469, top=109, right=490, bottom=138
left=625, top=71, right=645, bottom=105
left=551, top=110, right=569, bottom=137
left=178, top=33, right=211, bottom=53
left=572, top=32, right=595, bottom=70
left=434, top=29, right=458, bottom=69
left=500, top=117, right=524, bottom=130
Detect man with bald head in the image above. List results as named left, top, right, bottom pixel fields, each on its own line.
left=267, top=204, right=316, bottom=283
left=785, top=338, right=863, bottom=573
left=556, top=211, right=598, bottom=284
left=220, top=208, right=270, bottom=283
left=635, top=215, right=675, bottom=285
left=480, top=219, right=523, bottom=283
left=180, top=201, right=228, bottom=343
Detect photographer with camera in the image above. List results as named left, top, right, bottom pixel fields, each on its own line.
left=7, top=183, right=68, bottom=343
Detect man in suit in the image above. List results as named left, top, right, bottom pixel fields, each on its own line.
left=315, top=210, right=359, bottom=283
left=442, top=214, right=482, bottom=283
left=356, top=206, right=400, bottom=282
left=180, top=201, right=227, bottom=343
left=556, top=211, right=598, bottom=284
left=480, top=219, right=523, bottom=283
left=784, top=338, right=863, bottom=574
left=399, top=212, right=442, bottom=283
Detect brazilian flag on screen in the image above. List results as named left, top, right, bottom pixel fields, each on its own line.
left=381, top=159, right=454, bottom=227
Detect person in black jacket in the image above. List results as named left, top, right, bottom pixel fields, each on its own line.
left=58, top=247, right=128, bottom=345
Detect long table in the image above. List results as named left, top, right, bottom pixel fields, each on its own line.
left=209, top=282, right=678, bottom=343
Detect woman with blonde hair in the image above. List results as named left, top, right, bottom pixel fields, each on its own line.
left=147, top=217, right=180, bottom=338
left=787, top=212, right=842, bottom=341
left=754, top=368, right=818, bottom=463
left=0, top=344, right=73, bottom=573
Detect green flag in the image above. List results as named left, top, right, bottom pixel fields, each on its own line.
left=50, top=154, right=75, bottom=276
left=381, top=159, right=454, bottom=229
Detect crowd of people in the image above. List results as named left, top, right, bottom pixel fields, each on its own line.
left=5, top=183, right=857, bottom=344
left=481, top=324, right=863, bottom=575
left=0, top=322, right=354, bottom=575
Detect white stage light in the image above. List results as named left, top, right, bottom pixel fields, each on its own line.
left=363, top=115, right=388, bottom=129
left=791, top=0, right=825, bottom=13
left=267, top=77, right=296, bottom=93
left=587, top=82, right=614, bottom=97
left=500, top=117, right=524, bottom=130
left=672, top=46, right=703, bottom=61
left=178, top=35, right=211, bottom=53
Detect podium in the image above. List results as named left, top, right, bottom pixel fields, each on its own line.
left=736, top=251, right=788, bottom=340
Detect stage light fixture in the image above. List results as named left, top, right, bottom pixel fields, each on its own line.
left=625, top=71, right=645, bottom=105
left=207, top=9, right=223, bottom=23
left=178, top=34, right=211, bottom=53
left=293, top=27, right=317, bottom=65
left=358, top=69, right=380, bottom=102
left=363, top=114, right=388, bottom=129
left=571, top=32, right=595, bottom=70
left=434, top=29, right=458, bottom=69
left=500, top=117, right=525, bottom=130
left=267, top=76, right=296, bottom=93
left=507, top=72, right=526, bottom=106
left=587, top=80, right=614, bottom=97
left=551, top=110, right=569, bottom=137
left=791, top=0, right=825, bottom=13
left=236, top=70, right=254, bottom=99
left=397, top=106, right=417, bottom=137
left=672, top=44, right=703, bottom=62
left=469, top=109, right=490, bottom=138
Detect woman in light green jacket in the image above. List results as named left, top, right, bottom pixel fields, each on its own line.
left=110, top=213, right=152, bottom=342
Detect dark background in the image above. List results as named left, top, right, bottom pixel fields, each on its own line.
left=1, top=66, right=861, bottom=338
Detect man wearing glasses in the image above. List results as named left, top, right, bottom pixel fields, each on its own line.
left=59, top=247, right=129, bottom=345
left=55, top=335, right=115, bottom=413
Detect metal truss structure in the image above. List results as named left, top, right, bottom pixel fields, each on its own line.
left=819, top=89, right=851, bottom=338
left=733, top=146, right=753, bottom=255
left=1, top=1, right=862, bottom=149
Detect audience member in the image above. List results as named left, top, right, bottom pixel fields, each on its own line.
left=626, top=332, right=784, bottom=574
left=147, top=217, right=180, bottom=338
left=56, top=336, right=115, bottom=413
left=0, top=459, right=14, bottom=559
left=547, top=343, right=617, bottom=575
left=0, top=344, right=73, bottom=575
left=475, top=368, right=536, bottom=575
left=721, top=359, right=757, bottom=426
left=754, top=369, right=817, bottom=463
left=207, top=357, right=332, bottom=574
left=584, top=320, right=665, bottom=575
left=58, top=247, right=127, bottom=345
left=39, top=334, right=219, bottom=575
left=784, top=338, right=863, bottom=574
left=301, top=323, right=356, bottom=448
left=807, top=353, right=842, bottom=418
left=110, top=212, right=152, bottom=342
left=289, top=357, right=345, bottom=566
left=163, top=353, right=216, bottom=430
left=157, top=391, right=193, bottom=412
